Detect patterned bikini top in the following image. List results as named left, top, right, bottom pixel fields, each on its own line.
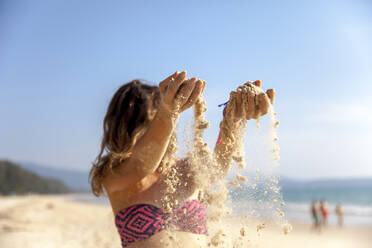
left=115, top=200, right=207, bottom=247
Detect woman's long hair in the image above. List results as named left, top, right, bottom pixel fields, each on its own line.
left=89, top=80, right=161, bottom=196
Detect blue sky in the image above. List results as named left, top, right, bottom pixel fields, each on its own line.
left=1, top=0, right=371, bottom=179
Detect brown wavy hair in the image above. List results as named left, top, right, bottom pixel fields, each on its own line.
left=89, top=80, right=161, bottom=196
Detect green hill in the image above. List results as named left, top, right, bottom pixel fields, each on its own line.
left=0, top=160, right=70, bottom=195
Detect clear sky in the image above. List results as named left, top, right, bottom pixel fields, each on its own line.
left=1, top=0, right=372, bottom=179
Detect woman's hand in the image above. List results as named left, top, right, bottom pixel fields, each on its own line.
left=159, top=71, right=206, bottom=114
left=214, top=80, right=275, bottom=180
left=226, top=80, right=275, bottom=121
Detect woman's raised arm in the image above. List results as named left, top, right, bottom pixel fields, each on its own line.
left=104, top=71, right=205, bottom=193
left=213, top=80, right=275, bottom=179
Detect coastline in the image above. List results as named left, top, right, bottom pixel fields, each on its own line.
left=1, top=194, right=371, bottom=248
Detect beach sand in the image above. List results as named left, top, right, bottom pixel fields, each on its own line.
left=0, top=195, right=371, bottom=248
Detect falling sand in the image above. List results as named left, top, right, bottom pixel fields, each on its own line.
left=158, top=81, right=291, bottom=247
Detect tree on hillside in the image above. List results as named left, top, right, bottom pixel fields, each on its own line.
left=0, top=160, right=70, bottom=195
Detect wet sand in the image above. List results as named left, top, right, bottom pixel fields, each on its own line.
left=0, top=195, right=371, bottom=248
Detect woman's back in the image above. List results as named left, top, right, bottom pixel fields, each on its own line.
left=105, top=159, right=207, bottom=247
left=105, top=159, right=198, bottom=215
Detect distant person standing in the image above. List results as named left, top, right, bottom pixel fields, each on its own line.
left=336, top=203, right=344, bottom=227
left=311, top=200, right=321, bottom=232
left=320, top=199, right=329, bottom=226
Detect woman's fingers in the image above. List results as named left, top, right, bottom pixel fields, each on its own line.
left=259, top=93, right=269, bottom=116
left=253, top=80, right=262, bottom=87
left=266, top=89, right=275, bottom=104
left=175, top=77, right=196, bottom=106
left=167, top=71, right=187, bottom=100
left=180, top=79, right=203, bottom=111
left=252, top=94, right=261, bottom=119
left=246, top=91, right=255, bottom=120
left=159, top=71, right=179, bottom=93
left=235, top=89, right=243, bottom=119
left=231, top=79, right=274, bottom=120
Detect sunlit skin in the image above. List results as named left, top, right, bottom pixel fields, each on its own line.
left=102, top=71, right=275, bottom=247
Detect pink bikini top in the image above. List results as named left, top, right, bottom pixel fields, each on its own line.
left=115, top=200, right=207, bottom=247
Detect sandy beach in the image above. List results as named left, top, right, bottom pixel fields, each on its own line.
left=0, top=195, right=371, bottom=248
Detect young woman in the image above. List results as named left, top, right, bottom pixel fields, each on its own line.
left=89, top=71, right=274, bottom=247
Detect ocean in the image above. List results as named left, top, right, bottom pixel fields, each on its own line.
left=281, top=187, right=372, bottom=226
left=231, top=186, right=372, bottom=227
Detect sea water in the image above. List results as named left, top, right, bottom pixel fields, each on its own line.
left=231, top=184, right=372, bottom=226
